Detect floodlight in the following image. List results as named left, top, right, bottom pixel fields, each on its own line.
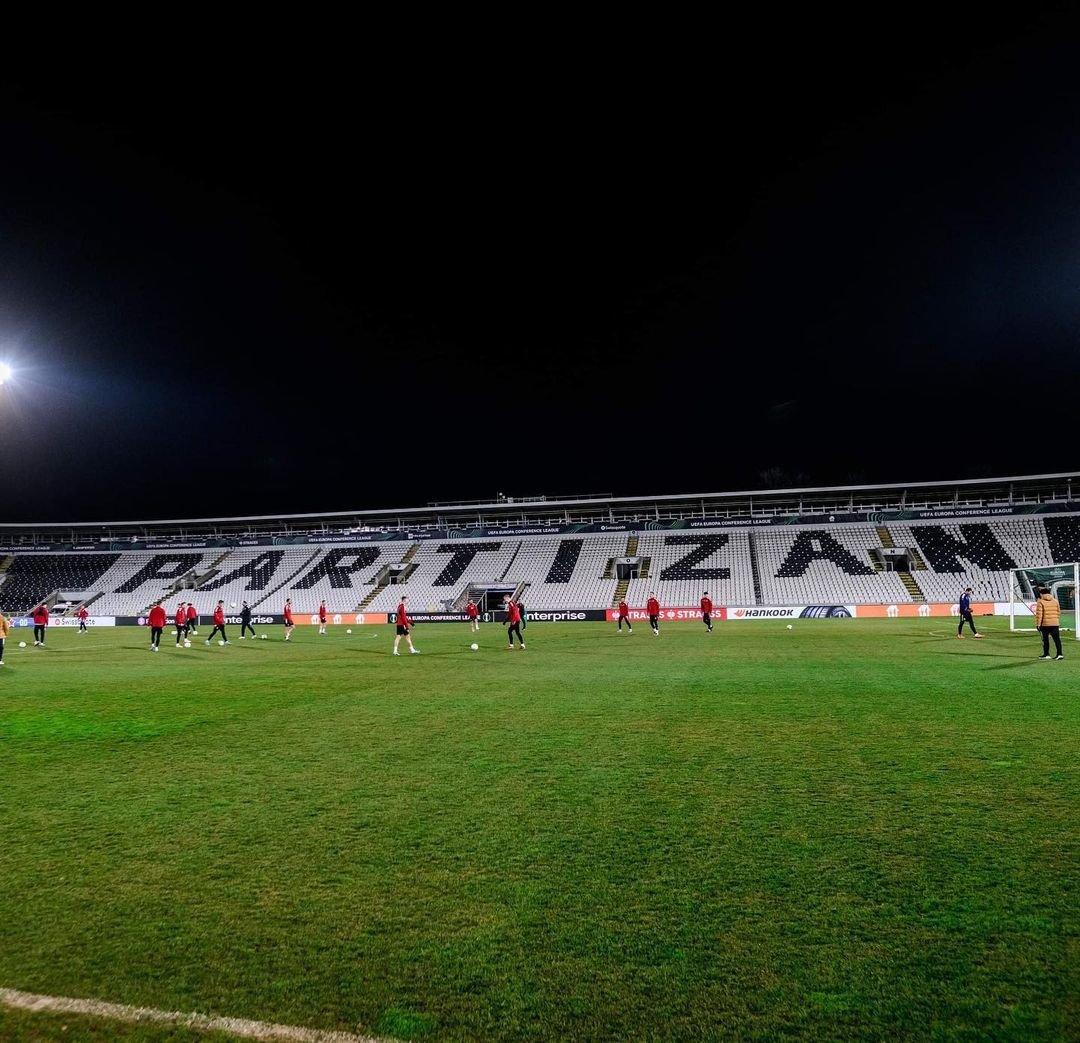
left=0, top=362, right=11, bottom=384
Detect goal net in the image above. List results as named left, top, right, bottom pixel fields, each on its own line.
left=1009, top=563, right=1078, bottom=635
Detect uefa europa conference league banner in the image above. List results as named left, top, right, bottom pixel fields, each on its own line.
left=4, top=501, right=1079, bottom=554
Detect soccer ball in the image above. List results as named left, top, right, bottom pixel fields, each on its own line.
left=218, top=639, right=226, bottom=646
left=786, top=624, right=793, bottom=630
left=18, top=641, right=26, bottom=648
left=260, top=634, right=267, bottom=640
left=230, top=602, right=237, bottom=608
left=470, top=643, right=479, bottom=651
left=346, top=629, right=352, bottom=634
left=183, top=639, right=192, bottom=648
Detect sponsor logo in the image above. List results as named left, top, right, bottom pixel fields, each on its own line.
left=225, top=615, right=275, bottom=626
left=731, top=607, right=799, bottom=619
left=608, top=607, right=724, bottom=622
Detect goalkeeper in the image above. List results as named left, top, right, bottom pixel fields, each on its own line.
left=957, top=587, right=982, bottom=639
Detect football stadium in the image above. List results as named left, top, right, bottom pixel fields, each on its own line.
left=4, top=21, right=1080, bottom=1042
left=1, top=474, right=1078, bottom=1041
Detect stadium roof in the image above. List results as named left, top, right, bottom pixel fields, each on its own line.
left=0, top=473, right=1077, bottom=538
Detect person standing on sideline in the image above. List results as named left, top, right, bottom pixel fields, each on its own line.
left=956, top=587, right=982, bottom=639
left=0, top=605, right=9, bottom=665
left=1035, top=587, right=1063, bottom=660
left=147, top=602, right=167, bottom=651
left=617, top=599, right=633, bottom=633
left=205, top=600, right=230, bottom=646
left=32, top=603, right=49, bottom=646
left=186, top=601, right=199, bottom=636
left=239, top=601, right=257, bottom=640
left=283, top=597, right=295, bottom=641
left=174, top=603, right=188, bottom=645
left=393, top=595, right=420, bottom=656
left=647, top=592, right=661, bottom=636
left=318, top=600, right=328, bottom=635
left=700, top=592, right=714, bottom=633
left=77, top=605, right=89, bottom=634
left=504, top=595, right=525, bottom=650
left=466, top=598, right=480, bottom=632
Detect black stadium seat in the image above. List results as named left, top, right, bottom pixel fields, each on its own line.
left=0, top=554, right=121, bottom=613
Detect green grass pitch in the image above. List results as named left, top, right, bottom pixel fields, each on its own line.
left=1, top=619, right=1077, bottom=1042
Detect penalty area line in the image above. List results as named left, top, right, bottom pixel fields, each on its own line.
left=0, top=987, right=398, bottom=1043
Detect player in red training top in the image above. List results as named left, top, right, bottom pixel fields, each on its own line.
left=186, top=601, right=198, bottom=635
left=205, top=600, right=230, bottom=646
left=466, top=599, right=479, bottom=633
left=147, top=602, right=167, bottom=651
left=283, top=598, right=294, bottom=641
left=174, top=604, right=188, bottom=646
left=32, top=603, right=49, bottom=646
left=504, top=595, right=525, bottom=650
left=77, top=605, right=90, bottom=634
left=318, top=600, right=328, bottom=635
left=700, top=592, right=714, bottom=633
left=646, top=592, right=661, bottom=636
left=393, top=596, right=420, bottom=656
left=617, top=599, right=633, bottom=633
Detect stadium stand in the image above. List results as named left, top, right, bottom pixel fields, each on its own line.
left=1045, top=515, right=1080, bottom=564
left=191, top=548, right=315, bottom=612
left=91, top=552, right=220, bottom=615
left=624, top=531, right=755, bottom=608
left=284, top=542, right=414, bottom=611
left=366, top=539, right=521, bottom=612
left=511, top=534, right=625, bottom=609
left=0, top=553, right=120, bottom=613
left=5, top=509, right=1080, bottom=614
left=892, top=522, right=1018, bottom=603
left=756, top=527, right=912, bottom=606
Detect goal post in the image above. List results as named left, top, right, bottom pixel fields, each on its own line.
left=1009, top=563, right=1078, bottom=635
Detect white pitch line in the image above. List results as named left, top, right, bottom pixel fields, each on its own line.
left=0, top=987, right=397, bottom=1043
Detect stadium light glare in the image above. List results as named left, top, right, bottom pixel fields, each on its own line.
left=0, top=362, right=12, bottom=384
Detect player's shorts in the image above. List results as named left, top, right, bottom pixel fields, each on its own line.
left=396, top=624, right=410, bottom=636
left=319, top=616, right=327, bottom=624
left=284, top=618, right=294, bottom=628
left=649, top=615, right=659, bottom=626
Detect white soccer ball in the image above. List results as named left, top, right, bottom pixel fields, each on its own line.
left=260, top=634, right=267, bottom=640
left=346, top=629, right=352, bottom=634
left=230, top=602, right=237, bottom=608
left=218, top=639, right=225, bottom=646
left=183, top=639, right=192, bottom=648
left=470, top=643, right=479, bottom=651
left=18, top=641, right=26, bottom=648
left=786, top=624, right=793, bottom=630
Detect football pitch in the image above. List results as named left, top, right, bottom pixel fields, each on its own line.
left=1, top=619, right=1077, bottom=1042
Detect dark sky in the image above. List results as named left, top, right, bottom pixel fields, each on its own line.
left=2, top=14, right=1079, bottom=522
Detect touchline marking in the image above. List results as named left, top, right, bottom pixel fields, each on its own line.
left=0, top=988, right=397, bottom=1043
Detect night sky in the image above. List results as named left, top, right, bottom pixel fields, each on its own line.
left=2, top=15, right=1079, bottom=523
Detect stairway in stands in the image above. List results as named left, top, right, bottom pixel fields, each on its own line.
left=877, top=523, right=926, bottom=599
left=609, top=535, right=639, bottom=605
left=898, top=571, right=926, bottom=602
left=747, top=534, right=764, bottom=604
left=358, top=543, right=420, bottom=610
